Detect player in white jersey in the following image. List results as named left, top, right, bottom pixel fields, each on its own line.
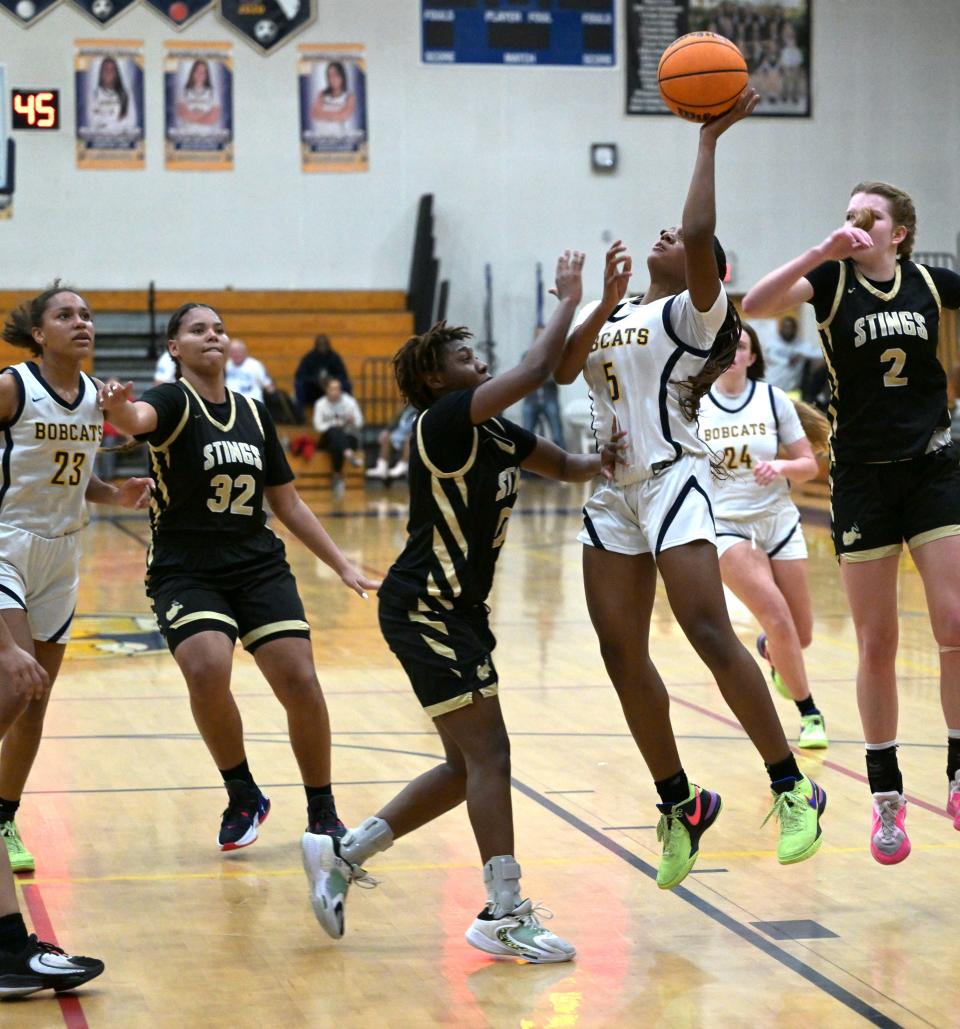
left=556, top=88, right=826, bottom=889
left=0, top=287, right=150, bottom=995
left=699, top=323, right=829, bottom=749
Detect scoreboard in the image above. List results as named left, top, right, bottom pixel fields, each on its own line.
left=421, top=1, right=615, bottom=67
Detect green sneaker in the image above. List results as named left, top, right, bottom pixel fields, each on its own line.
left=762, top=776, right=827, bottom=865
left=798, top=713, right=828, bottom=749
left=757, top=634, right=791, bottom=699
left=655, top=784, right=722, bottom=890
left=1, top=819, right=35, bottom=873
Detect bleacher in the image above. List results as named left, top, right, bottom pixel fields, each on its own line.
left=0, top=288, right=413, bottom=487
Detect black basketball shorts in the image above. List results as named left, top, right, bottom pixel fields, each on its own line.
left=831, top=445, right=960, bottom=561
left=379, top=597, right=499, bottom=718
left=147, top=532, right=310, bottom=654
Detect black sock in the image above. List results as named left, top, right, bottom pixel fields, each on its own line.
left=766, top=754, right=802, bottom=793
left=0, top=797, right=19, bottom=823
left=654, top=770, right=691, bottom=808
left=865, top=745, right=902, bottom=794
left=0, top=913, right=28, bottom=954
left=796, top=696, right=819, bottom=717
left=219, top=760, right=256, bottom=788
left=948, top=737, right=960, bottom=781
left=306, top=786, right=340, bottom=830
left=305, top=784, right=333, bottom=805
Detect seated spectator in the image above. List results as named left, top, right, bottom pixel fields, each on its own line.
left=294, top=333, right=352, bottom=415
left=225, top=339, right=274, bottom=402
left=367, top=404, right=416, bottom=481
left=154, top=348, right=177, bottom=385
left=760, top=314, right=822, bottom=393
left=313, top=378, right=364, bottom=498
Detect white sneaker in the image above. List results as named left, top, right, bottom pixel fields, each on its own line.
left=332, top=476, right=345, bottom=499
left=387, top=460, right=408, bottom=479
left=301, top=832, right=376, bottom=940
left=465, top=900, right=575, bottom=963
left=366, top=459, right=388, bottom=479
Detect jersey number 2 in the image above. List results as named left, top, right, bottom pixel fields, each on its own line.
left=207, top=474, right=255, bottom=515
left=51, top=450, right=85, bottom=486
left=881, top=347, right=908, bottom=388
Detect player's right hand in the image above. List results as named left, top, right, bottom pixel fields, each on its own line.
left=549, top=250, right=585, bottom=307
left=601, top=240, right=632, bottom=309
left=98, top=379, right=136, bottom=412
left=0, top=643, right=49, bottom=701
left=819, top=225, right=873, bottom=261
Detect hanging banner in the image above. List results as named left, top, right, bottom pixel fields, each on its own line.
left=626, top=0, right=811, bottom=118
left=218, top=0, right=313, bottom=55
left=70, top=0, right=139, bottom=27
left=0, top=65, right=11, bottom=220
left=0, top=0, right=61, bottom=27
left=144, top=0, right=212, bottom=30
left=75, top=40, right=145, bottom=169
left=164, top=41, right=233, bottom=170
left=298, top=44, right=368, bottom=173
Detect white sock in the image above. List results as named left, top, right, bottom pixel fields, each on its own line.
left=484, top=855, right=522, bottom=917
left=340, top=816, right=394, bottom=865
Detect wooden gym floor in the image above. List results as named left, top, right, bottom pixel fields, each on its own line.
left=9, top=479, right=958, bottom=1028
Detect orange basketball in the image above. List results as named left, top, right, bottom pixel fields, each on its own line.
left=657, top=32, right=748, bottom=122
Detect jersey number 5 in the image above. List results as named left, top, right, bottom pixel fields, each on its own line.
left=208, top=473, right=255, bottom=515
left=51, top=450, right=85, bottom=486
left=603, top=361, right=620, bottom=402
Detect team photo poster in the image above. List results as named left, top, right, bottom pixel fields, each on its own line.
left=75, top=39, right=145, bottom=169
left=627, top=0, right=811, bottom=117
left=298, top=44, right=368, bottom=173
left=164, top=41, right=234, bottom=171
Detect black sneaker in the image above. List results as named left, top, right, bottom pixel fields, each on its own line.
left=0, top=936, right=104, bottom=999
left=306, top=797, right=346, bottom=840
left=218, top=780, right=271, bottom=851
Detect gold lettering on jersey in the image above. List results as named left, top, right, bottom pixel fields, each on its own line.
left=494, top=466, right=520, bottom=502
left=701, top=424, right=768, bottom=442
left=591, top=327, right=650, bottom=352
left=853, top=311, right=928, bottom=346
left=34, top=423, right=103, bottom=442
left=201, top=440, right=263, bottom=471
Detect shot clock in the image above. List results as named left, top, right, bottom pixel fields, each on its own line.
left=10, top=89, right=60, bottom=130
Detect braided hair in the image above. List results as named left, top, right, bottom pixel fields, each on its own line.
left=1, top=281, right=84, bottom=357
left=393, top=321, right=472, bottom=411
left=674, top=300, right=742, bottom=422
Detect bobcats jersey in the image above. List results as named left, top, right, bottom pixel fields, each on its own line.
left=379, top=389, right=537, bottom=611
left=700, top=380, right=805, bottom=521
left=0, top=362, right=102, bottom=538
left=573, top=289, right=728, bottom=485
left=141, top=379, right=293, bottom=550
left=806, top=259, right=960, bottom=463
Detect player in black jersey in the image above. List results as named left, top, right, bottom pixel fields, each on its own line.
left=100, top=303, right=378, bottom=935
left=303, top=252, right=623, bottom=962
left=745, top=180, right=960, bottom=864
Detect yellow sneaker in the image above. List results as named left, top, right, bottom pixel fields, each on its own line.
left=1, top=820, right=35, bottom=873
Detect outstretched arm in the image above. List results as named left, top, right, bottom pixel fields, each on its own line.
left=265, top=481, right=380, bottom=598
left=742, top=225, right=873, bottom=318
left=98, top=380, right=160, bottom=437
left=683, top=88, right=759, bottom=312
left=468, top=251, right=584, bottom=425
left=555, top=241, right=632, bottom=385
left=521, top=419, right=626, bottom=482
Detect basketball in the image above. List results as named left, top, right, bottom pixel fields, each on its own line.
left=657, top=32, right=748, bottom=122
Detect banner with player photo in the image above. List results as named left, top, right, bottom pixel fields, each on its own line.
left=164, top=41, right=233, bottom=170
left=0, top=0, right=60, bottom=27
left=70, top=0, right=139, bottom=27
left=626, top=0, right=811, bottom=117
left=298, top=45, right=368, bottom=173
left=75, top=40, right=145, bottom=169
left=218, top=0, right=313, bottom=55
left=145, top=0, right=213, bottom=30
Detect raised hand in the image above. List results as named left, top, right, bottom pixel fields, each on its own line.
left=819, top=225, right=874, bottom=261
left=549, top=250, right=586, bottom=306
left=98, top=379, right=136, bottom=413
left=601, top=240, right=633, bottom=309
left=700, top=85, right=760, bottom=142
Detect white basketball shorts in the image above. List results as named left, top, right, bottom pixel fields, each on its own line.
left=0, top=524, right=81, bottom=643
left=714, top=504, right=807, bottom=561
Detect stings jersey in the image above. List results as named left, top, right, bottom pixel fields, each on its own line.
left=699, top=379, right=805, bottom=520
left=379, top=389, right=537, bottom=611
left=0, top=362, right=102, bottom=538
left=805, top=259, right=960, bottom=463
left=574, top=289, right=728, bottom=485
left=140, top=379, right=293, bottom=549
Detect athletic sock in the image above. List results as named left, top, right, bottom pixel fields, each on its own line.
left=340, top=816, right=394, bottom=866
left=766, top=754, right=802, bottom=793
left=219, top=759, right=256, bottom=789
left=483, top=855, right=523, bottom=917
left=865, top=742, right=902, bottom=795
left=0, top=913, right=28, bottom=954
left=0, top=797, right=19, bottom=823
left=654, top=770, right=691, bottom=808
left=305, top=785, right=339, bottom=830
left=796, top=695, right=819, bottom=717
left=947, top=731, right=960, bottom=782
